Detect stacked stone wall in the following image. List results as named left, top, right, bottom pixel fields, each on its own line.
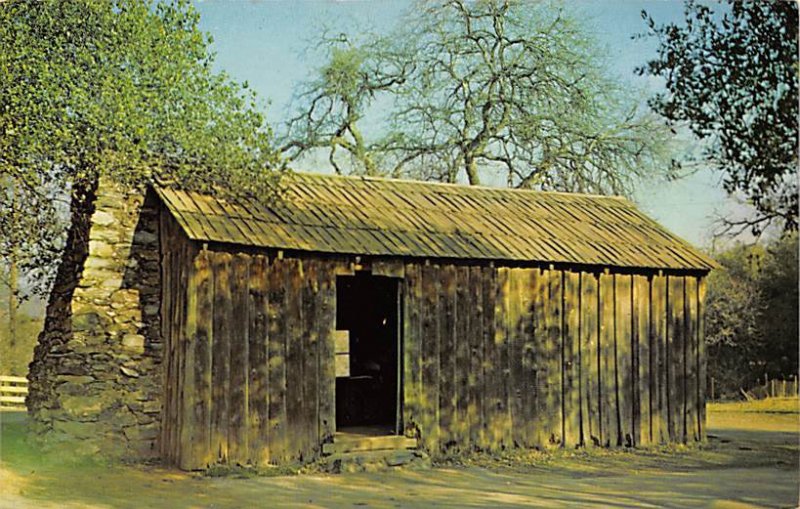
left=28, top=179, right=163, bottom=459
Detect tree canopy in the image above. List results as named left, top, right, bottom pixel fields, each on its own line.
left=0, top=0, right=280, bottom=295
left=705, top=233, right=799, bottom=396
left=640, top=0, right=798, bottom=235
left=283, top=0, right=671, bottom=194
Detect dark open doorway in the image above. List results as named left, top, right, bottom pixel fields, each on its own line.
left=335, top=272, right=401, bottom=435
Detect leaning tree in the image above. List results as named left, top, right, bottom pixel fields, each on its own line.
left=0, top=0, right=280, bottom=299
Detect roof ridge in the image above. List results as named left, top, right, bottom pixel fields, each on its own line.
left=288, top=170, right=629, bottom=202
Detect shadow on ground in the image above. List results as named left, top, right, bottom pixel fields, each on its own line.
left=1, top=408, right=797, bottom=509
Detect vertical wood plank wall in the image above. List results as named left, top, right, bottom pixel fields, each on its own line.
left=402, top=264, right=707, bottom=455
left=161, top=228, right=338, bottom=469
left=161, top=214, right=707, bottom=468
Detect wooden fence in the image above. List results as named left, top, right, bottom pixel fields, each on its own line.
left=728, top=376, right=800, bottom=401
left=756, top=377, right=800, bottom=399
left=0, top=375, right=28, bottom=411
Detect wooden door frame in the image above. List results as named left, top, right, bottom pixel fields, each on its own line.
left=396, top=280, right=404, bottom=435
left=333, top=272, right=404, bottom=435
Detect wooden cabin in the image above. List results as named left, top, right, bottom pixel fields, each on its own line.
left=154, top=172, right=715, bottom=470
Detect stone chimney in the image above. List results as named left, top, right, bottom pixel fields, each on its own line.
left=28, top=178, right=163, bottom=459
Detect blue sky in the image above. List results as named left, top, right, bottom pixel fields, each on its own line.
left=193, top=0, right=743, bottom=247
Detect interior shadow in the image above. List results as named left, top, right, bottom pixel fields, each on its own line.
left=335, top=271, right=400, bottom=433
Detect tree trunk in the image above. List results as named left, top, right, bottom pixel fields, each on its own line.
left=45, top=175, right=99, bottom=319
left=465, top=156, right=481, bottom=186
left=28, top=174, right=98, bottom=413
left=8, top=254, right=17, bottom=349
left=5, top=177, right=18, bottom=349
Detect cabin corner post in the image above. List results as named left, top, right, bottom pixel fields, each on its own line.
left=166, top=246, right=211, bottom=471
left=28, top=178, right=164, bottom=460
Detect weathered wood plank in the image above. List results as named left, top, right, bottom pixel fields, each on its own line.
left=697, top=277, right=707, bottom=441
left=190, top=249, right=213, bottom=468
left=178, top=238, right=191, bottom=464
left=634, top=275, right=651, bottom=446
left=228, top=253, right=250, bottom=465
left=211, top=252, right=233, bottom=463
left=507, top=268, right=525, bottom=448
left=159, top=240, right=174, bottom=463
left=168, top=246, right=180, bottom=465
left=480, top=265, right=496, bottom=451
left=519, top=268, right=537, bottom=448
left=545, top=269, right=563, bottom=447
left=302, top=259, right=320, bottom=461
left=284, top=258, right=304, bottom=460
left=630, top=275, right=640, bottom=447
left=438, top=264, right=457, bottom=452
left=488, top=267, right=510, bottom=450
left=420, top=263, right=441, bottom=453
left=402, top=264, right=422, bottom=438
left=652, top=274, right=669, bottom=444
left=455, top=266, right=471, bottom=449
left=667, top=275, right=685, bottom=442
left=372, top=259, right=405, bottom=278
left=685, top=276, right=698, bottom=442
left=179, top=243, right=191, bottom=464
left=247, top=255, right=269, bottom=465
left=598, top=272, right=617, bottom=447
left=499, top=267, right=514, bottom=449
left=677, top=275, right=688, bottom=443
left=159, top=230, right=176, bottom=462
left=615, top=274, right=633, bottom=447
left=580, top=272, right=600, bottom=447
left=677, top=275, right=689, bottom=443
left=665, top=275, right=675, bottom=441
left=563, top=270, right=581, bottom=449
left=159, top=242, right=170, bottom=462
left=267, top=258, right=288, bottom=463
left=467, top=265, right=483, bottom=449
left=317, top=262, right=336, bottom=444
left=531, top=268, right=549, bottom=448
left=172, top=246, right=185, bottom=465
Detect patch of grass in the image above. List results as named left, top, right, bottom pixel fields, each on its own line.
left=0, top=412, right=110, bottom=474
left=709, top=397, right=799, bottom=414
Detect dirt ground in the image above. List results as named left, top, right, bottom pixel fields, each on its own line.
left=1, top=400, right=798, bottom=508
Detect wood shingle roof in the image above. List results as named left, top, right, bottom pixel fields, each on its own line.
left=155, top=172, right=716, bottom=271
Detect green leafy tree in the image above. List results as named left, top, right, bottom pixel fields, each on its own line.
left=0, top=0, right=280, bottom=297
left=756, top=233, right=799, bottom=380
left=705, top=243, right=765, bottom=394
left=283, top=0, right=671, bottom=193
left=706, top=234, right=799, bottom=396
left=640, top=0, right=799, bottom=235
left=0, top=308, right=43, bottom=376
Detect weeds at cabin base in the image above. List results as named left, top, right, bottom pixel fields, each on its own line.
left=204, top=464, right=300, bottom=478
left=193, top=398, right=797, bottom=477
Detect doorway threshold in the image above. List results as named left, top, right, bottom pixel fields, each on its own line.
left=336, top=425, right=397, bottom=437
left=323, top=428, right=417, bottom=455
